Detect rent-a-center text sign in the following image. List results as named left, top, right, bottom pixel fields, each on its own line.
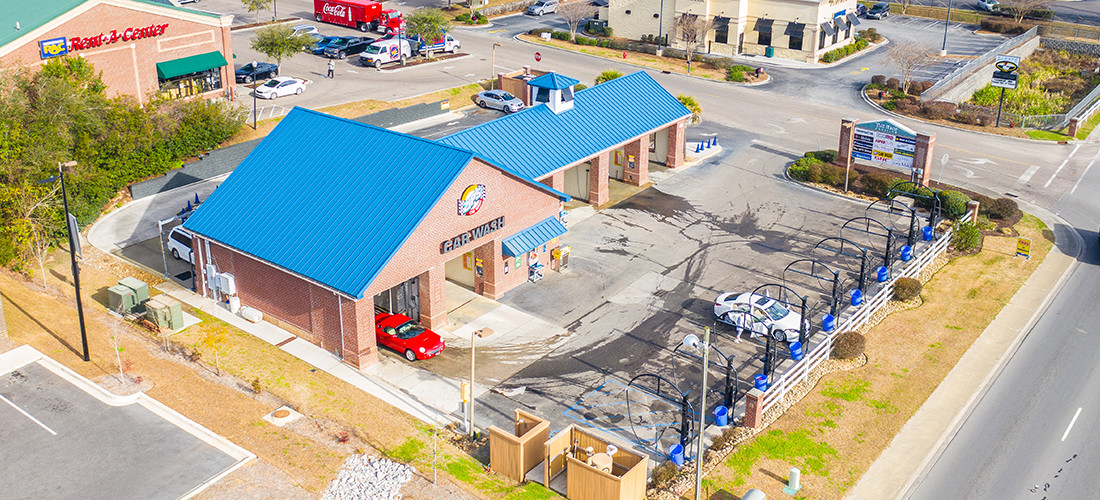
left=851, top=119, right=916, bottom=170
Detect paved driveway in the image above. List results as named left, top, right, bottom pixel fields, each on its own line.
left=0, top=348, right=252, bottom=500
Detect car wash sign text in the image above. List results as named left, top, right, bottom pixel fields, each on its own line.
left=41, top=23, right=170, bottom=58
left=851, top=119, right=916, bottom=170
left=440, top=216, right=505, bottom=254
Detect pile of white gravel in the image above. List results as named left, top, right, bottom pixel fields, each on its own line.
left=322, top=455, right=413, bottom=500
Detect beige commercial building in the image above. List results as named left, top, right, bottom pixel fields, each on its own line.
left=604, top=0, right=862, bottom=63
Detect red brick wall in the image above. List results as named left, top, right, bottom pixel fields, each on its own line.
left=0, top=1, right=234, bottom=104
left=193, top=236, right=376, bottom=366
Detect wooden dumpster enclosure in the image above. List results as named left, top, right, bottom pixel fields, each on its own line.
left=489, top=410, right=648, bottom=500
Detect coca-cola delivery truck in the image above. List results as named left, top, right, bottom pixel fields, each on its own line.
left=314, top=0, right=404, bottom=33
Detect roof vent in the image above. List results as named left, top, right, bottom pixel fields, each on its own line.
left=16, top=22, right=21, bottom=30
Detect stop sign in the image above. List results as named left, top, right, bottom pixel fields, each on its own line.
left=535, top=52, right=542, bottom=62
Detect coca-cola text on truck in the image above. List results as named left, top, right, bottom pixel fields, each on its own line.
left=314, top=0, right=403, bottom=33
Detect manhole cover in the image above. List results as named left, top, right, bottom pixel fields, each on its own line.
left=273, top=409, right=290, bottom=418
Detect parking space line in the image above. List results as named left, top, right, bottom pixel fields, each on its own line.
left=0, top=393, right=57, bottom=436
left=1044, top=143, right=1080, bottom=188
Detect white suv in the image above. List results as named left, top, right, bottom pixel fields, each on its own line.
left=527, top=0, right=559, bottom=15
left=167, top=227, right=194, bottom=264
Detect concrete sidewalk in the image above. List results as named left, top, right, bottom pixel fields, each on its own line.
left=847, top=213, right=1081, bottom=499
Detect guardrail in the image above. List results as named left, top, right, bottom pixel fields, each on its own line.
left=757, top=212, right=970, bottom=415
left=921, top=26, right=1038, bottom=104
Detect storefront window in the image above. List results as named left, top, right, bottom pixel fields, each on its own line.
left=158, top=69, right=222, bottom=99
left=789, top=35, right=804, bottom=50
left=714, top=23, right=729, bottom=44
left=758, top=31, right=772, bottom=47
left=819, top=31, right=827, bottom=50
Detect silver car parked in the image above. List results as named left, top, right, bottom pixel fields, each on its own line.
left=527, top=0, right=558, bottom=15
left=475, top=90, right=525, bottom=113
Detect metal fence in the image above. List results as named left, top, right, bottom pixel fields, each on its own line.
left=921, top=26, right=1039, bottom=103
left=757, top=211, right=970, bottom=416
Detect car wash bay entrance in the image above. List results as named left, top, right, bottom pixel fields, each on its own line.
left=373, top=277, right=420, bottom=321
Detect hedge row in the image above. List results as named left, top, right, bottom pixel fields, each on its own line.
left=821, top=37, right=869, bottom=63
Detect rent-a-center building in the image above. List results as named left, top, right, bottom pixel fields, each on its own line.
left=1, top=0, right=234, bottom=103
left=183, top=71, right=690, bottom=367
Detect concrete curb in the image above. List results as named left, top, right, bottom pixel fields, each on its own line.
left=847, top=208, right=1082, bottom=499
left=0, top=345, right=256, bottom=499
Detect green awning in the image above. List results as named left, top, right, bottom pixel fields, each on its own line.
left=156, top=51, right=228, bottom=80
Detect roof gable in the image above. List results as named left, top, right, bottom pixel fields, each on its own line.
left=437, top=71, right=690, bottom=181
left=527, top=72, right=580, bottom=90
left=183, top=107, right=476, bottom=299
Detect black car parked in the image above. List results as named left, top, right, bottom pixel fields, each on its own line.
left=324, top=37, right=372, bottom=59
left=235, top=61, right=278, bottom=83
left=866, top=2, right=890, bottom=19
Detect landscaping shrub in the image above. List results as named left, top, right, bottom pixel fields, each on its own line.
left=985, top=197, right=1019, bottom=220
left=574, top=83, right=588, bottom=91
left=832, top=331, right=866, bottom=360
left=708, top=426, right=739, bottom=452
left=642, top=34, right=652, bottom=43
left=886, top=78, right=900, bottom=90
left=552, top=30, right=570, bottom=40
left=809, top=161, right=847, bottom=187
left=921, top=101, right=957, bottom=120
left=858, top=27, right=883, bottom=42
left=908, top=83, right=923, bottom=96
left=455, top=12, right=470, bottom=22
left=893, top=277, right=922, bottom=301
left=609, top=38, right=628, bottom=50
left=604, top=27, right=614, bottom=37
left=860, top=171, right=901, bottom=198
left=980, top=18, right=1029, bottom=34
left=710, top=58, right=735, bottom=71
left=726, top=69, right=746, bottom=82
left=871, top=74, right=887, bottom=86
left=920, top=80, right=935, bottom=93
left=789, top=157, right=815, bottom=181
left=807, top=149, right=838, bottom=163
left=529, top=27, right=552, bottom=36
left=650, top=461, right=679, bottom=489
left=940, top=189, right=972, bottom=219
left=882, top=100, right=897, bottom=110
left=574, top=35, right=589, bottom=44
left=896, top=102, right=920, bottom=115
left=952, top=221, right=982, bottom=251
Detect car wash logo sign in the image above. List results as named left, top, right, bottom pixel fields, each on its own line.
left=440, top=216, right=505, bottom=254
left=53, top=23, right=170, bottom=56
left=457, top=184, right=486, bottom=216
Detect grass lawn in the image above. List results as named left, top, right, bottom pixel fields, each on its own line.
left=1026, top=112, right=1100, bottom=141
left=0, top=244, right=558, bottom=498
left=516, top=35, right=731, bottom=81
left=699, top=214, right=1053, bottom=499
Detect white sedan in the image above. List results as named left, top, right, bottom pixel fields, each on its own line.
left=976, top=0, right=998, bottom=11
left=254, top=77, right=307, bottom=99
left=714, top=292, right=808, bottom=342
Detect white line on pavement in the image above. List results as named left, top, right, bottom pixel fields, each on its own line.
left=1069, top=149, right=1100, bottom=195
left=0, top=393, right=57, bottom=436
left=1062, top=407, right=1083, bottom=442
left=1017, top=166, right=1040, bottom=185
left=1044, top=143, right=1081, bottom=188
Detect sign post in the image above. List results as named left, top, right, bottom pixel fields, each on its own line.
left=992, top=55, right=1020, bottom=128
left=1016, top=237, right=1031, bottom=258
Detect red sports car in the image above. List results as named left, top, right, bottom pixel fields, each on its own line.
left=374, top=312, right=445, bottom=361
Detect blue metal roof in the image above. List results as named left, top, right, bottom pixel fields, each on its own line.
left=527, top=72, right=580, bottom=90
left=438, top=71, right=691, bottom=181
left=502, top=216, right=567, bottom=257
left=183, top=107, right=477, bottom=299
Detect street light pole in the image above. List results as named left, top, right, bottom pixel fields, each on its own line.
left=251, top=60, right=258, bottom=130
left=58, top=161, right=89, bottom=362
left=695, top=326, right=710, bottom=500
left=469, top=329, right=483, bottom=437
left=491, top=42, right=503, bottom=89
left=941, top=0, right=953, bottom=56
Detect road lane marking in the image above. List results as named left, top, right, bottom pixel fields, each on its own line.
left=1044, top=143, right=1081, bottom=188
left=1061, top=407, right=1082, bottom=442
left=1069, top=148, right=1100, bottom=195
left=0, top=393, right=57, bottom=436
left=1018, top=166, right=1040, bottom=184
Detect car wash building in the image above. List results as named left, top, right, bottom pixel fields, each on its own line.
left=0, top=0, right=234, bottom=104
left=182, top=108, right=571, bottom=367
left=440, top=71, right=691, bottom=206
left=181, top=71, right=690, bottom=368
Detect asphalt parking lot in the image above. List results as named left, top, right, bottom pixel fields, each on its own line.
left=0, top=349, right=251, bottom=500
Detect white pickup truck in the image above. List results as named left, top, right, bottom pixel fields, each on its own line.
left=418, top=34, right=460, bottom=56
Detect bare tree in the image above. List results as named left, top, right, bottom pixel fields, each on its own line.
left=676, top=14, right=714, bottom=72
left=999, top=0, right=1052, bottom=24
left=108, top=305, right=127, bottom=382
left=557, top=0, right=596, bottom=42
left=886, top=41, right=938, bottom=94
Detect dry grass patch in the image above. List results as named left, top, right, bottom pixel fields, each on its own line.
left=702, top=214, right=1052, bottom=499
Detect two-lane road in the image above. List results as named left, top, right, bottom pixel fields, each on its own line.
left=909, top=147, right=1100, bottom=498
